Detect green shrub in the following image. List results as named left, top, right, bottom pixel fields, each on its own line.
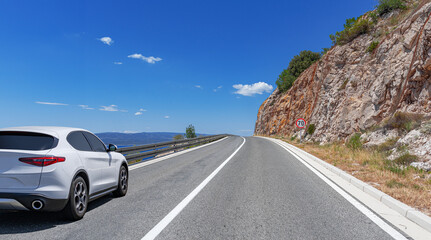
left=330, top=18, right=372, bottom=45
left=367, top=41, right=379, bottom=53
left=347, top=133, right=362, bottom=150
left=276, top=50, right=321, bottom=93
left=287, top=50, right=321, bottom=78
left=377, top=0, right=407, bottom=16
left=385, top=164, right=405, bottom=175
left=393, top=153, right=417, bottom=165
left=307, top=124, right=316, bottom=135
left=276, top=69, right=296, bottom=92
left=369, top=12, right=379, bottom=23
left=173, top=134, right=184, bottom=140
left=386, top=179, right=405, bottom=188
left=321, top=48, right=330, bottom=56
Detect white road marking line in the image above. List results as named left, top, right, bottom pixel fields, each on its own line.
left=130, top=137, right=228, bottom=171
left=269, top=138, right=407, bottom=240
left=141, top=137, right=246, bottom=240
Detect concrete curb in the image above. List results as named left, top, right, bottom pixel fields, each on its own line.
left=267, top=137, right=431, bottom=234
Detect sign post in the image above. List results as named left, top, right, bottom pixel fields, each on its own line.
left=296, top=118, right=306, bottom=142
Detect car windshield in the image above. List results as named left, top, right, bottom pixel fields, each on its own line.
left=0, top=131, right=55, bottom=150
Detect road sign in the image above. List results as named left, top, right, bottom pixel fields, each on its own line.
left=296, top=118, right=306, bottom=128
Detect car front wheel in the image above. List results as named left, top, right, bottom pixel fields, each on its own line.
left=113, top=165, right=128, bottom=197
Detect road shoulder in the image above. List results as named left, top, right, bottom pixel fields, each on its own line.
left=261, top=136, right=431, bottom=240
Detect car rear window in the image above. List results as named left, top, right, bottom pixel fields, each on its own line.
left=0, top=131, right=56, bottom=150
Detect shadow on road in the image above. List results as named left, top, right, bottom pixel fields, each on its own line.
left=0, top=194, right=113, bottom=234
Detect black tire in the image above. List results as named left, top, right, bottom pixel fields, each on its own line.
left=113, top=165, right=128, bottom=197
left=62, top=176, right=88, bottom=221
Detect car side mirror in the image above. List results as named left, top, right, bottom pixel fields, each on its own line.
left=108, top=144, right=117, bottom=152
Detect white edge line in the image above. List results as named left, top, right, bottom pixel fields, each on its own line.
left=129, top=137, right=228, bottom=171
left=141, top=137, right=246, bottom=240
left=268, top=138, right=407, bottom=240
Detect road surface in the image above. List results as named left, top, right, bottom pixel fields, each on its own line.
left=0, top=136, right=406, bottom=239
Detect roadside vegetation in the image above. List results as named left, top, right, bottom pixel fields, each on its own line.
left=185, top=124, right=197, bottom=139
left=330, top=17, right=372, bottom=45
left=275, top=0, right=414, bottom=93
left=329, top=0, right=409, bottom=45
left=276, top=50, right=321, bottom=93
left=376, top=0, right=407, bottom=16
left=173, top=134, right=184, bottom=140
left=275, top=131, right=431, bottom=216
left=367, top=40, right=380, bottom=53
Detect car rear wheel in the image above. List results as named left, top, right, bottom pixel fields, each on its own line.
left=63, top=176, right=88, bottom=221
left=113, top=165, right=128, bottom=197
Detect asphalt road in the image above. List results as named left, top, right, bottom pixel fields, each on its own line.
left=0, top=136, right=402, bottom=239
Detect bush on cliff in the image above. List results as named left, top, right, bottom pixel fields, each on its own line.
left=287, top=50, right=321, bottom=78
left=377, top=0, right=407, bottom=16
left=307, top=124, right=316, bottom=135
left=330, top=18, right=372, bottom=45
left=276, top=50, right=321, bottom=93
left=367, top=40, right=379, bottom=53
left=276, top=69, right=296, bottom=92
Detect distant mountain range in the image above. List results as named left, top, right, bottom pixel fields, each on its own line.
left=95, top=132, right=209, bottom=146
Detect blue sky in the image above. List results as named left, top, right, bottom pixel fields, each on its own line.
left=0, top=0, right=375, bottom=135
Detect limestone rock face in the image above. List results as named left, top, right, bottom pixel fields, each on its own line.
left=255, top=2, right=431, bottom=142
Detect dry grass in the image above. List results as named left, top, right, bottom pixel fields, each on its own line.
left=276, top=137, right=431, bottom=216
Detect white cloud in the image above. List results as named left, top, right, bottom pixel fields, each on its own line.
left=114, top=62, right=123, bottom=65
left=233, top=82, right=273, bottom=96
left=36, top=101, right=68, bottom=106
left=213, top=85, right=223, bottom=92
left=123, top=130, right=138, bottom=134
left=100, top=105, right=119, bottom=112
left=99, top=37, right=113, bottom=45
left=79, top=105, right=94, bottom=110
left=128, top=53, right=162, bottom=64
left=195, top=85, right=202, bottom=89
left=134, top=108, right=146, bottom=115
left=164, top=116, right=170, bottom=119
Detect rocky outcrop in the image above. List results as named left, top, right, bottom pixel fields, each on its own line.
left=255, top=2, right=431, bottom=143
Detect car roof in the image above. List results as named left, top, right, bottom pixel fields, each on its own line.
left=0, top=126, right=89, bottom=138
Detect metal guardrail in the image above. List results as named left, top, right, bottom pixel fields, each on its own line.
left=117, top=134, right=227, bottom=163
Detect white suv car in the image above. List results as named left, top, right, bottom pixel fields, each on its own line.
left=0, top=126, right=128, bottom=220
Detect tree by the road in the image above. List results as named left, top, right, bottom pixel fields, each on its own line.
left=185, top=124, right=196, bottom=139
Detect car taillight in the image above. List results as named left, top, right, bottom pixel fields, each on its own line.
left=19, top=156, right=65, bottom=167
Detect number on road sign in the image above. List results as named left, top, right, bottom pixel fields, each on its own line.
left=296, top=118, right=306, bottom=128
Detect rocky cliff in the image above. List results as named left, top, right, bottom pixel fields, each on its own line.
left=256, top=1, right=431, bottom=142
left=255, top=1, right=431, bottom=169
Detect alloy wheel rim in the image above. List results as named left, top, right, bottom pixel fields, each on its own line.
left=74, top=181, right=87, bottom=213
left=120, top=168, right=127, bottom=191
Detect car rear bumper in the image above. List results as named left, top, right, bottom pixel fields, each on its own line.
left=0, top=193, right=68, bottom=212
left=0, top=198, right=28, bottom=210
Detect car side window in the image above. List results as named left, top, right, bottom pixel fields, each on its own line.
left=83, top=132, right=107, bottom=152
left=67, top=131, right=92, bottom=151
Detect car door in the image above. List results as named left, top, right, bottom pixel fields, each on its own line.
left=82, top=132, right=118, bottom=191
left=67, top=131, right=105, bottom=195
